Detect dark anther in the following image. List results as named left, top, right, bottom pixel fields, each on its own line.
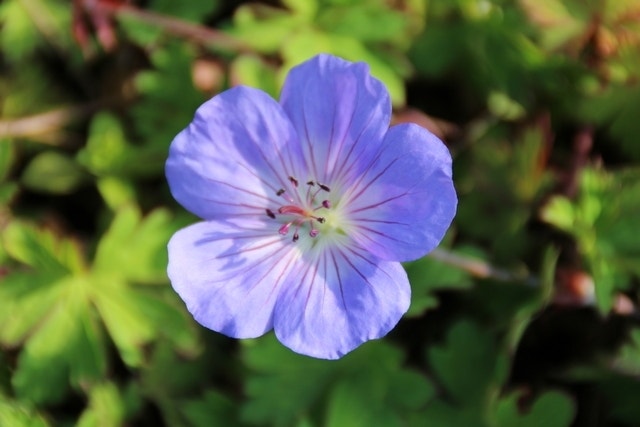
left=276, top=189, right=285, bottom=196
left=266, top=209, right=276, bottom=219
left=317, top=217, right=326, bottom=223
left=318, top=183, right=331, bottom=192
left=289, top=176, right=299, bottom=187
left=292, top=232, right=299, bottom=242
left=306, top=181, right=315, bottom=186
left=322, top=200, right=331, bottom=209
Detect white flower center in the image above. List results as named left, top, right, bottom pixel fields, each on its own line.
left=266, top=176, right=337, bottom=243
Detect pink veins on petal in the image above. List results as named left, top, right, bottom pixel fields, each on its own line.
left=165, top=53, right=457, bottom=360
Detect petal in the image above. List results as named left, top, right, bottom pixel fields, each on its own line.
left=166, top=86, right=306, bottom=220
left=279, top=54, right=391, bottom=186
left=167, top=220, right=300, bottom=338
left=344, top=123, right=457, bottom=262
left=273, top=246, right=410, bottom=359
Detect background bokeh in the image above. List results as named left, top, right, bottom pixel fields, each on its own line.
left=1, top=0, right=640, bottom=426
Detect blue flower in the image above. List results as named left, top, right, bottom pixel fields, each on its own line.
left=166, top=54, right=457, bottom=359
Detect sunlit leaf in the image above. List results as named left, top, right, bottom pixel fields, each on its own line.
left=93, top=206, right=174, bottom=284
left=12, top=277, right=106, bottom=405
left=76, top=382, right=126, bottom=427
left=0, top=395, right=50, bottom=427
left=21, top=151, right=88, bottom=194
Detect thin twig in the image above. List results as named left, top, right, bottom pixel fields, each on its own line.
left=428, top=247, right=538, bottom=286
left=0, top=100, right=109, bottom=140
left=88, top=1, right=250, bottom=52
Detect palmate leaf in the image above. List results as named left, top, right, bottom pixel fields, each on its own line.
left=0, top=395, right=50, bottom=427
left=75, top=382, right=126, bottom=427
left=494, top=389, right=575, bottom=427
left=178, top=389, right=241, bottom=427
left=11, top=278, right=107, bottom=404
left=428, top=320, right=508, bottom=407
left=90, top=206, right=198, bottom=363
left=241, top=335, right=434, bottom=427
left=131, top=43, right=206, bottom=150
left=0, top=206, right=196, bottom=404
left=423, top=319, right=575, bottom=427
left=93, top=206, right=174, bottom=285
left=78, top=113, right=166, bottom=179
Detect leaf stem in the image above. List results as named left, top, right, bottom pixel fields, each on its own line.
left=428, top=247, right=538, bottom=286
left=86, top=1, right=250, bottom=52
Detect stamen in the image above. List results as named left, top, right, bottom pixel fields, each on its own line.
left=278, top=223, right=291, bottom=235
left=268, top=177, right=334, bottom=243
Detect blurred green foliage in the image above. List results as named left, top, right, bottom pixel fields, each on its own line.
left=1, top=0, right=640, bottom=426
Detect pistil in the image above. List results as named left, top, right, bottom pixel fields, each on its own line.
left=266, top=177, right=332, bottom=242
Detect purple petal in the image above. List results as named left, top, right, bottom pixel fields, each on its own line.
left=344, top=123, right=457, bottom=262
left=273, top=246, right=410, bottom=359
left=167, top=220, right=299, bottom=338
left=166, top=86, right=306, bottom=221
left=279, top=54, right=391, bottom=186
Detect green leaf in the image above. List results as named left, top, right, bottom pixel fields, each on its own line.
left=580, top=83, right=640, bottom=160
left=12, top=278, right=106, bottom=405
left=520, top=0, right=589, bottom=51
left=131, top=43, right=205, bottom=152
left=228, top=4, right=304, bottom=53
left=613, top=328, right=640, bottom=375
left=180, top=389, right=241, bottom=427
left=96, top=176, right=137, bottom=210
left=93, top=206, right=175, bottom=284
left=428, top=320, right=505, bottom=406
left=494, top=389, right=575, bottom=427
left=326, top=379, right=402, bottom=427
left=151, top=0, right=219, bottom=22
left=0, top=0, right=73, bottom=63
left=242, top=335, right=434, bottom=426
left=0, top=0, right=42, bottom=62
left=21, top=150, right=88, bottom=194
left=0, top=395, right=50, bottom=427
left=91, top=279, right=156, bottom=368
left=540, top=196, right=575, bottom=233
left=230, top=55, right=279, bottom=98
left=317, top=3, right=409, bottom=44
left=0, top=273, right=65, bottom=346
left=540, top=168, right=640, bottom=312
left=76, top=383, right=126, bottom=427
left=2, top=220, right=85, bottom=274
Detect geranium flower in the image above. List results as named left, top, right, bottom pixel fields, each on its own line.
left=166, top=54, right=457, bottom=359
